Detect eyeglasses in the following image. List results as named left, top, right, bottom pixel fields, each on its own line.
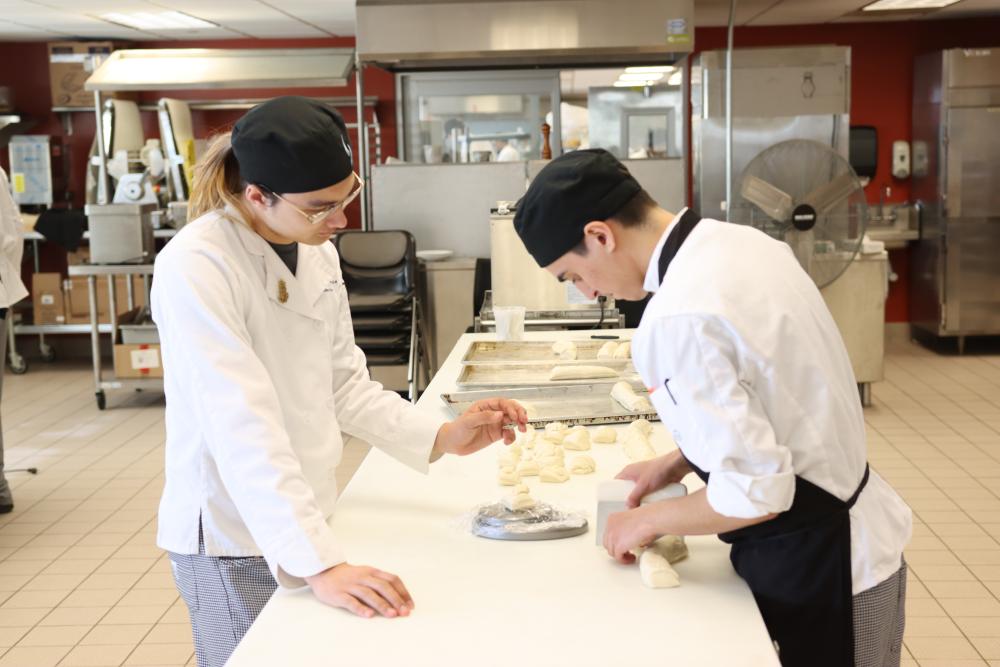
left=259, top=172, right=365, bottom=225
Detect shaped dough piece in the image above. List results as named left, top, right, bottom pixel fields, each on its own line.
left=613, top=341, right=632, bottom=360
left=539, top=455, right=565, bottom=469
left=623, top=432, right=656, bottom=462
left=508, top=443, right=522, bottom=459
left=535, top=442, right=559, bottom=459
left=543, top=422, right=568, bottom=443
left=497, top=450, right=519, bottom=468
left=639, top=548, right=681, bottom=589
left=498, top=467, right=520, bottom=486
left=551, top=340, right=578, bottom=361
left=627, top=418, right=653, bottom=438
left=597, top=341, right=618, bottom=359
left=515, top=483, right=530, bottom=495
left=611, top=381, right=652, bottom=412
left=563, top=428, right=591, bottom=451
left=653, top=535, right=689, bottom=565
left=517, top=459, right=540, bottom=477
left=539, top=466, right=570, bottom=483
left=549, top=365, right=618, bottom=382
left=593, top=426, right=617, bottom=444
left=569, top=455, right=596, bottom=475
left=508, top=493, right=535, bottom=511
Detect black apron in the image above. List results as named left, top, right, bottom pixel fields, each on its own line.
left=657, top=209, right=870, bottom=667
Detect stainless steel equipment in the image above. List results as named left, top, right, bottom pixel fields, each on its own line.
left=910, top=48, right=1000, bottom=352
left=460, top=340, right=630, bottom=365
left=456, top=361, right=635, bottom=389
left=85, top=203, right=156, bottom=264
left=691, top=46, right=851, bottom=221
left=442, top=383, right=659, bottom=426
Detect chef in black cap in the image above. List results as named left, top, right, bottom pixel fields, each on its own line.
left=151, top=96, right=526, bottom=666
left=514, top=149, right=911, bottom=667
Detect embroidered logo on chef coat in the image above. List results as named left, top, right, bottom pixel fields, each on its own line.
left=277, top=279, right=289, bottom=304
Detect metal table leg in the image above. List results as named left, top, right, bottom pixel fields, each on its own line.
left=87, top=275, right=105, bottom=409
left=858, top=382, right=872, bottom=408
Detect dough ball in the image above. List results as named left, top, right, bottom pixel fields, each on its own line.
left=563, top=428, right=591, bottom=451
left=551, top=340, right=578, bottom=361
left=497, top=450, right=519, bottom=468
left=514, top=400, right=539, bottom=420
left=612, top=381, right=651, bottom=412
left=627, top=418, right=653, bottom=437
left=612, top=341, right=632, bottom=360
left=593, top=426, right=617, bottom=444
left=597, top=341, right=618, bottom=359
left=569, top=455, right=596, bottom=475
left=517, top=459, right=541, bottom=477
left=498, top=467, right=520, bottom=486
left=514, top=483, right=530, bottom=495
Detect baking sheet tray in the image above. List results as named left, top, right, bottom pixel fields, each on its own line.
left=456, top=361, right=637, bottom=389
left=441, top=383, right=659, bottom=427
left=460, top=340, right=631, bottom=365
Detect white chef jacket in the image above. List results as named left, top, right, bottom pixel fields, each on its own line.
left=151, top=208, right=445, bottom=588
left=633, top=209, right=912, bottom=595
left=0, top=168, right=28, bottom=309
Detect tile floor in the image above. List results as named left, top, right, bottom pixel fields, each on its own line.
left=0, top=336, right=998, bottom=666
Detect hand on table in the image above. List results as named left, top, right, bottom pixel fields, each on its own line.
left=603, top=504, right=660, bottom=564
left=306, top=563, right=413, bottom=619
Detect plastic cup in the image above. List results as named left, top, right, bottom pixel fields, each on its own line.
left=493, top=306, right=526, bottom=341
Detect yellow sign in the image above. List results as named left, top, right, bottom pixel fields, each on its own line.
left=11, top=173, right=25, bottom=193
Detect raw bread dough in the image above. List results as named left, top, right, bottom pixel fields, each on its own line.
left=515, top=483, right=530, bottom=495
left=627, top=418, right=653, bottom=437
left=508, top=443, right=522, bottom=459
left=504, top=484, right=535, bottom=512
left=613, top=341, right=632, bottom=360
left=654, top=535, right=689, bottom=565
left=539, top=454, right=564, bottom=469
left=543, top=422, right=568, bottom=443
left=597, top=341, right=618, bottom=359
left=611, top=381, right=652, bottom=412
left=639, top=548, right=681, bottom=589
left=551, top=340, right=578, bottom=361
left=517, top=459, right=540, bottom=477
left=563, top=428, right=591, bottom=451
left=497, top=450, right=519, bottom=468
left=623, top=432, right=656, bottom=462
left=498, top=467, right=520, bottom=486
left=535, top=442, right=560, bottom=459
left=539, top=466, right=570, bottom=483
left=593, top=426, right=617, bottom=444
left=569, top=455, right=596, bottom=475
left=549, top=365, right=618, bottom=381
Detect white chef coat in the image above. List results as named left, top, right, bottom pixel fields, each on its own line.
left=0, top=168, right=28, bottom=309
left=633, top=209, right=912, bottom=595
left=151, top=207, right=445, bottom=588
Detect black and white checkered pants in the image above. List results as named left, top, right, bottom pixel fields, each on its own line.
left=853, top=559, right=907, bottom=667
left=168, top=534, right=277, bottom=667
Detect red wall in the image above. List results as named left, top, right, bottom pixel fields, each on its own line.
left=690, top=18, right=1000, bottom=322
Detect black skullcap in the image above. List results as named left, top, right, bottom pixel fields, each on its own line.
left=231, top=96, right=353, bottom=194
left=514, top=149, right=641, bottom=267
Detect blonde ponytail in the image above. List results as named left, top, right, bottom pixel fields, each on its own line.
left=188, top=133, right=255, bottom=225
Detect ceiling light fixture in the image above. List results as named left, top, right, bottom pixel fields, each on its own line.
left=624, top=65, right=674, bottom=74
left=619, top=72, right=665, bottom=81
left=861, top=0, right=961, bottom=10
left=100, top=11, right=217, bottom=30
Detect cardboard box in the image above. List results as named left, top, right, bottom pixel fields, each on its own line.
left=32, top=273, right=66, bottom=325
left=48, top=41, right=114, bottom=108
left=113, top=343, right=163, bottom=379
left=64, top=275, right=146, bottom=324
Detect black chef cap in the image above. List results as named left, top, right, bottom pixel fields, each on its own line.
left=231, top=96, right=354, bottom=194
left=514, top=149, right=642, bottom=267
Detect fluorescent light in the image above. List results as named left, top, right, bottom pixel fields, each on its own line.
left=613, top=81, right=643, bottom=87
left=862, top=0, right=960, bottom=10
left=101, top=11, right=217, bottom=30
left=624, top=65, right=674, bottom=74
left=619, top=72, right=664, bottom=81
left=668, top=71, right=683, bottom=85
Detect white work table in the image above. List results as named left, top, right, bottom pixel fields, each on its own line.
left=228, top=330, right=779, bottom=667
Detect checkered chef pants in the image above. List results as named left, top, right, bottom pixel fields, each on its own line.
left=169, top=533, right=277, bottom=667
left=852, top=559, right=907, bottom=667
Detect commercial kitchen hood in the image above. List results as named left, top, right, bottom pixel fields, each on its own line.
left=85, top=48, right=356, bottom=92
left=356, top=0, right=694, bottom=69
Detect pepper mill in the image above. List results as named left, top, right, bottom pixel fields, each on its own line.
left=541, top=122, right=552, bottom=160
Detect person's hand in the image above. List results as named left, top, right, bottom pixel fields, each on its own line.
left=306, top=563, right=413, bottom=619
left=433, top=398, right=527, bottom=457
left=603, top=504, right=660, bottom=564
left=615, top=450, right=691, bottom=509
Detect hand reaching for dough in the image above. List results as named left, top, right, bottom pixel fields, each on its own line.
left=603, top=504, right=660, bottom=564
left=433, top=398, right=528, bottom=458
left=616, top=450, right=692, bottom=509
left=306, top=563, right=414, bottom=619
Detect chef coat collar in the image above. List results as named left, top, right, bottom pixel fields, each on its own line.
left=642, top=207, right=688, bottom=294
